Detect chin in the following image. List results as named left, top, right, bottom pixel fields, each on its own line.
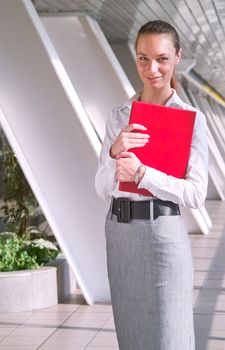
left=147, top=81, right=164, bottom=89
left=146, top=78, right=170, bottom=89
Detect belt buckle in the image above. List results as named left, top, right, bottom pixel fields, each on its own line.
left=149, top=199, right=157, bottom=221
left=116, top=197, right=131, bottom=223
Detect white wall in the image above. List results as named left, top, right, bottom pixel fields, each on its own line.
left=0, top=0, right=134, bottom=304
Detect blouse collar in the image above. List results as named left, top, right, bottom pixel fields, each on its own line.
left=119, top=89, right=186, bottom=111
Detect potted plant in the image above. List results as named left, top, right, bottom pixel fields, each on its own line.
left=0, top=131, right=60, bottom=312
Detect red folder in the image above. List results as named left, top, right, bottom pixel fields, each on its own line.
left=119, top=100, right=196, bottom=196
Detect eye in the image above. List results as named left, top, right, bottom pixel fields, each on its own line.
left=158, top=57, right=168, bottom=62
left=138, top=56, right=148, bottom=61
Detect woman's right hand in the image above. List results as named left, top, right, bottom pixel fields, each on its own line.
left=110, top=123, right=150, bottom=158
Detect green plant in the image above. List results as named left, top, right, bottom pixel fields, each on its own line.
left=0, top=132, right=38, bottom=235
left=0, top=131, right=60, bottom=271
left=0, top=232, right=59, bottom=272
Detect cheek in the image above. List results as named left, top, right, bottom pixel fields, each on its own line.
left=136, top=60, right=148, bottom=70
left=136, top=61, right=148, bottom=76
left=160, top=62, right=176, bottom=75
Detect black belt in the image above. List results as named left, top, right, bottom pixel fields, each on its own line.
left=112, top=197, right=180, bottom=223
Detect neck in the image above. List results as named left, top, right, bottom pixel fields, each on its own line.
left=139, top=86, right=174, bottom=105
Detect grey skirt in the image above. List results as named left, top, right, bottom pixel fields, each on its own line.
left=105, top=209, right=195, bottom=350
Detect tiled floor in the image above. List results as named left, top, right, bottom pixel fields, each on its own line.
left=0, top=200, right=225, bottom=350
left=192, top=200, right=225, bottom=350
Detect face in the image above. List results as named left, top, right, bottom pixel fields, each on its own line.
left=136, top=33, right=182, bottom=90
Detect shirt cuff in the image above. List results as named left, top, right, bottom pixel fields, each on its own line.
left=138, top=166, right=166, bottom=195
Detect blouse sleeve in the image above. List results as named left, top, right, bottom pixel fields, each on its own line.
left=138, top=110, right=208, bottom=209
left=95, top=111, right=117, bottom=200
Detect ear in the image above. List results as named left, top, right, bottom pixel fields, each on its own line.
left=175, top=48, right=182, bottom=65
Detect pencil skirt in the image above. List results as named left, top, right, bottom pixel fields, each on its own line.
left=105, top=210, right=195, bottom=350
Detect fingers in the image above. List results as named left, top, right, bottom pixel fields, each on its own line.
left=122, top=124, right=150, bottom=141
left=111, top=124, right=150, bottom=158
left=123, top=123, right=147, bottom=132
left=116, top=151, right=134, bottom=159
left=123, top=135, right=149, bottom=150
left=115, top=153, right=141, bottom=182
left=123, top=132, right=150, bottom=140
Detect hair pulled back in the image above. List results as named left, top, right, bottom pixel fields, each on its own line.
left=135, top=20, right=181, bottom=90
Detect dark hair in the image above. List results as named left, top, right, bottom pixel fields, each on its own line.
left=135, top=20, right=180, bottom=90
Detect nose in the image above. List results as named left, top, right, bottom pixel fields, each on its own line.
left=149, top=60, right=158, bottom=74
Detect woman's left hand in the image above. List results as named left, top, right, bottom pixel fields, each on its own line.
left=116, top=152, right=141, bottom=182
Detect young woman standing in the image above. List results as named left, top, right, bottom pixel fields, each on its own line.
left=95, top=20, right=208, bottom=350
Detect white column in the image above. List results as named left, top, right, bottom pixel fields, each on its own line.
left=41, top=14, right=135, bottom=141
left=0, top=0, right=133, bottom=303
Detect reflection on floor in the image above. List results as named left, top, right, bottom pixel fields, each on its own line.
left=0, top=200, right=224, bottom=350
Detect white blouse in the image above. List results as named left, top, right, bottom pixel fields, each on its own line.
left=95, top=90, right=208, bottom=209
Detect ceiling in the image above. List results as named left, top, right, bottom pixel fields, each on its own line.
left=32, top=0, right=225, bottom=98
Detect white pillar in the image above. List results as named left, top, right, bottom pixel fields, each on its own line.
left=41, top=14, right=134, bottom=141
left=0, top=0, right=124, bottom=304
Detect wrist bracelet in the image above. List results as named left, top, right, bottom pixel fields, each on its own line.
left=134, top=164, right=144, bottom=184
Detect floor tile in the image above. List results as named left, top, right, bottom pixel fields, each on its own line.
left=0, top=329, right=15, bottom=337
left=42, top=335, right=93, bottom=346
left=10, top=326, right=56, bottom=336
left=40, top=304, right=80, bottom=312
left=30, top=312, right=72, bottom=319
left=0, top=347, right=37, bottom=350
left=86, top=347, right=119, bottom=350
left=39, top=346, right=84, bottom=350
left=69, top=313, right=111, bottom=320
left=88, top=335, right=118, bottom=347
left=53, top=328, right=97, bottom=337
left=22, top=318, right=65, bottom=327
left=76, top=305, right=112, bottom=313
left=0, top=335, right=47, bottom=346
left=63, top=318, right=109, bottom=328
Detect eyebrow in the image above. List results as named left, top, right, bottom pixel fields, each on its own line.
left=137, top=52, right=169, bottom=56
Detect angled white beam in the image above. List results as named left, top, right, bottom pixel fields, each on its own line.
left=215, top=105, right=225, bottom=129
left=0, top=0, right=115, bottom=304
left=41, top=14, right=135, bottom=141
left=195, top=96, right=225, bottom=162
left=180, top=206, right=212, bottom=235
left=207, top=100, right=225, bottom=146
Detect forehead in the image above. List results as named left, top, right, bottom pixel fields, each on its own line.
left=136, top=33, right=176, bottom=54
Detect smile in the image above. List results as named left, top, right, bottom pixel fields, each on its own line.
left=146, top=76, right=163, bottom=81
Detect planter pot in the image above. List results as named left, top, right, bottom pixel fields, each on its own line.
left=47, top=254, right=77, bottom=302
left=0, top=266, right=58, bottom=312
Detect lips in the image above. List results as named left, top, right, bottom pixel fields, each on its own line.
left=144, top=75, right=163, bottom=84
left=146, top=76, right=163, bottom=80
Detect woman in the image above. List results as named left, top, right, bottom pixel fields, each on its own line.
left=95, top=20, right=208, bottom=350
